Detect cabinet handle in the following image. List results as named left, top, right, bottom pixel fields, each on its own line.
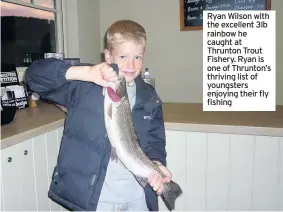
left=8, top=157, right=12, bottom=162
left=24, top=150, right=28, bottom=155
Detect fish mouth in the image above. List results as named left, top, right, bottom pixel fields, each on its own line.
left=107, top=76, right=126, bottom=102
left=107, top=87, right=121, bottom=102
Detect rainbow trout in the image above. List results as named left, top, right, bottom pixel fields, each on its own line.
left=103, top=65, right=182, bottom=211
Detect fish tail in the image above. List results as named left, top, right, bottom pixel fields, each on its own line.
left=160, top=180, right=183, bottom=211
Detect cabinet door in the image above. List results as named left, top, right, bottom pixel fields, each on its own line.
left=46, top=129, right=62, bottom=211
left=18, top=139, right=37, bottom=210
left=185, top=132, right=207, bottom=211
left=1, top=127, right=67, bottom=211
left=158, top=130, right=186, bottom=211
left=1, top=176, right=5, bottom=211
left=33, top=134, right=51, bottom=211
left=1, top=144, right=22, bottom=211
left=252, top=136, right=281, bottom=210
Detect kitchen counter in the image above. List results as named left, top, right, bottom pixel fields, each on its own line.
left=162, top=103, right=283, bottom=136
left=1, top=102, right=65, bottom=149
left=1, top=102, right=283, bottom=149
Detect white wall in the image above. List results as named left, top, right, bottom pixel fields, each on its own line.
left=77, top=0, right=101, bottom=64
left=99, top=0, right=283, bottom=104
left=63, top=0, right=101, bottom=64
left=62, top=0, right=282, bottom=104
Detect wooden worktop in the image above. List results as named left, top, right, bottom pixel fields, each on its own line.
left=162, top=103, right=283, bottom=128
left=1, top=102, right=283, bottom=149
left=1, top=102, right=65, bottom=149
left=162, top=103, right=283, bottom=137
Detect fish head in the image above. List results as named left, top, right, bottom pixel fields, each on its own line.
left=106, top=76, right=127, bottom=104
left=104, top=76, right=127, bottom=120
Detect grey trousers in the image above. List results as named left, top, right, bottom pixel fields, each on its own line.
left=96, top=194, right=149, bottom=211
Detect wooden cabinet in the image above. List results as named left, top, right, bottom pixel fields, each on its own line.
left=159, top=130, right=283, bottom=211
left=18, top=139, right=37, bottom=211
left=1, top=127, right=66, bottom=211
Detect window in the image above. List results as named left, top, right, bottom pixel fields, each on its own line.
left=1, top=0, right=63, bottom=67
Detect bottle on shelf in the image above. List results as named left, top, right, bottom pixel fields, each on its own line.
left=143, top=68, right=151, bottom=84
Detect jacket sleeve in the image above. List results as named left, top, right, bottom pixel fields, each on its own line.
left=144, top=104, right=167, bottom=166
left=26, top=58, right=82, bottom=108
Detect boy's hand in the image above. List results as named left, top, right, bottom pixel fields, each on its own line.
left=66, top=62, right=118, bottom=87
left=88, top=62, right=119, bottom=87
left=148, top=162, right=172, bottom=195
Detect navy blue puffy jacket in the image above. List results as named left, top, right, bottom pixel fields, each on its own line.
left=26, top=58, right=167, bottom=211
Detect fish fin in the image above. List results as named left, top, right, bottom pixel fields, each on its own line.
left=110, top=147, right=118, bottom=162
left=160, top=180, right=183, bottom=211
left=107, top=103, right=112, bottom=119
left=134, top=175, right=148, bottom=187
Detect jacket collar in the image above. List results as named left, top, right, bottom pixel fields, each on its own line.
left=134, top=76, right=161, bottom=109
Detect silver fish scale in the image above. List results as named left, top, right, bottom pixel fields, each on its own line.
left=115, top=89, right=165, bottom=178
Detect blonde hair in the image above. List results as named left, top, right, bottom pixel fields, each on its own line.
left=105, top=20, right=147, bottom=50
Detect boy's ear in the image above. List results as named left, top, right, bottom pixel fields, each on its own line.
left=104, top=49, right=111, bottom=63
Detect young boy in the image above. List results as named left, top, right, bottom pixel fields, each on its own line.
left=26, top=20, right=172, bottom=211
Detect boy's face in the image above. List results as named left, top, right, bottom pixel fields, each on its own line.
left=104, top=41, right=145, bottom=83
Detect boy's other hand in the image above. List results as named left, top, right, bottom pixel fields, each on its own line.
left=148, top=162, right=172, bottom=195
left=89, top=62, right=119, bottom=87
